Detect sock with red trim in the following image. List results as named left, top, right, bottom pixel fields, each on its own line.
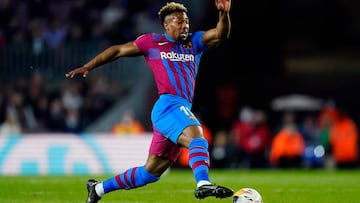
left=188, top=138, right=211, bottom=186
left=101, top=166, right=160, bottom=194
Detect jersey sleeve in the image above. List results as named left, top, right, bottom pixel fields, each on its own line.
left=190, top=31, right=206, bottom=53
left=134, top=34, right=151, bottom=52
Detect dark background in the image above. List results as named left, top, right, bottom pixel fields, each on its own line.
left=193, top=0, right=360, bottom=132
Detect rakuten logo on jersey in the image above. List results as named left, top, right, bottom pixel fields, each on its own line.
left=160, top=51, right=194, bottom=62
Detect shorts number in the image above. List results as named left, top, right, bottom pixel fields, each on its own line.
left=180, top=106, right=196, bottom=120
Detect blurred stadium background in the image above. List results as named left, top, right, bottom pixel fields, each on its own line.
left=0, top=0, right=360, bottom=175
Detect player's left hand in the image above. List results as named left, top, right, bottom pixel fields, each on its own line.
left=215, top=0, right=231, bottom=12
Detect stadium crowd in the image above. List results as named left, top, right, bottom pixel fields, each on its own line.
left=0, top=0, right=209, bottom=49
left=208, top=103, right=359, bottom=170
left=0, top=71, right=124, bottom=134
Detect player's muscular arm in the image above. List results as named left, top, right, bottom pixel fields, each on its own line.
left=202, top=11, right=231, bottom=48
left=83, top=42, right=140, bottom=71
left=202, top=0, right=231, bottom=48
left=65, top=42, right=140, bottom=78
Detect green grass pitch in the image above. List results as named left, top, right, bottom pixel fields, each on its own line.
left=0, top=169, right=359, bottom=203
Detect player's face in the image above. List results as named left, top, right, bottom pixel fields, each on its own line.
left=164, top=12, right=189, bottom=41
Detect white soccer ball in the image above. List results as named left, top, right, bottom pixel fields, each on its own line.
left=232, top=188, right=263, bottom=203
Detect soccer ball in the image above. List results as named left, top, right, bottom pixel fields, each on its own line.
left=232, top=188, right=263, bottom=203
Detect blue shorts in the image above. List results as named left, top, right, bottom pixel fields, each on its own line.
left=151, top=94, right=201, bottom=144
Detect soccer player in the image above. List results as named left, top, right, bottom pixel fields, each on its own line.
left=65, top=1, right=233, bottom=202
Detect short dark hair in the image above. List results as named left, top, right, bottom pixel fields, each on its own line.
left=158, top=2, right=187, bottom=25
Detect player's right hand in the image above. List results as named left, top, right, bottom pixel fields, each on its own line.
left=65, top=66, right=90, bottom=78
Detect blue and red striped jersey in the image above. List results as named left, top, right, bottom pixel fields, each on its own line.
left=134, top=32, right=206, bottom=103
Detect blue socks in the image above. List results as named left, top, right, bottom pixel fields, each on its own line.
left=188, top=138, right=211, bottom=183
left=101, top=138, right=210, bottom=193
left=102, top=166, right=160, bottom=193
